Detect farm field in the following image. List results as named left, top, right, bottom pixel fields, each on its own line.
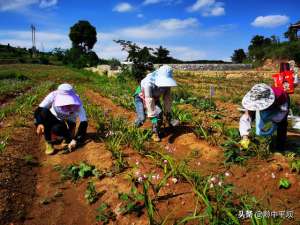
left=1, top=64, right=300, bottom=225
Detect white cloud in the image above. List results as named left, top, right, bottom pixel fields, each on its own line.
left=94, top=42, right=127, bottom=59
left=0, top=0, right=37, bottom=11
left=0, top=0, right=57, bottom=11
left=118, top=18, right=199, bottom=39
left=143, top=0, right=161, bottom=5
left=39, top=0, right=58, bottom=8
left=137, top=13, right=144, bottom=18
left=0, top=30, right=69, bottom=50
left=204, top=5, right=224, bottom=16
left=187, top=0, right=225, bottom=17
left=187, top=0, right=214, bottom=12
left=142, top=0, right=182, bottom=6
left=113, top=2, right=133, bottom=13
left=251, top=15, right=289, bottom=28
left=168, top=46, right=207, bottom=61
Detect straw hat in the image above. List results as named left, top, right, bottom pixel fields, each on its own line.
left=242, top=83, right=275, bottom=111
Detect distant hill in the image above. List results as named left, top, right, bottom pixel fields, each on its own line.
left=0, top=44, right=31, bottom=62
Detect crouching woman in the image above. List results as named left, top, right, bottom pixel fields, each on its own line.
left=239, top=83, right=289, bottom=151
left=34, top=83, right=88, bottom=155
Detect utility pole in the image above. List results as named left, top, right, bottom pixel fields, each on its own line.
left=31, top=24, right=36, bottom=57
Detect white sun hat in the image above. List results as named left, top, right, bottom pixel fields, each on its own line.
left=154, top=65, right=177, bottom=87
left=54, top=83, right=82, bottom=107
left=242, top=83, right=275, bottom=111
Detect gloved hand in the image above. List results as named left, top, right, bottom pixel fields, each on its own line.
left=68, top=139, right=77, bottom=152
left=240, top=136, right=250, bottom=149
left=165, top=113, right=179, bottom=127
left=151, top=117, right=158, bottom=125
left=151, top=133, right=161, bottom=142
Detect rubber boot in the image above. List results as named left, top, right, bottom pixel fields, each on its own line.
left=45, top=142, right=55, bottom=155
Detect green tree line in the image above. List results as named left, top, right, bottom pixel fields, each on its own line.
left=232, top=21, right=300, bottom=65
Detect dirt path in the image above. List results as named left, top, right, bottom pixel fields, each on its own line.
left=23, top=125, right=114, bottom=225
left=0, top=119, right=41, bottom=225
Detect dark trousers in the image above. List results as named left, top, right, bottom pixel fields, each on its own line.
left=36, top=108, right=75, bottom=144
left=276, top=115, right=288, bottom=151
left=276, top=95, right=290, bottom=150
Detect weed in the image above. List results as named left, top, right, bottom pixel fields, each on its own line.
left=142, top=179, right=156, bottom=225
left=54, top=162, right=102, bottom=182
left=222, top=139, right=247, bottom=165
left=279, top=178, right=291, bottom=189
left=172, top=106, right=192, bottom=123
left=210, top=113, right=224, bottom=119
left=290, top=159, right=300, bottom=174
left=85, top=181, right=100, bottom=204
left=23, top=154, right=39, bottom=166
left=118, top=186, right=144, bottom=216
left=96, top=203, right=116, bottom=224
left=0, top=136, right=8, bottom=153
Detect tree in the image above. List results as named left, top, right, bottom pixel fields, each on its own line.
left=231, top=49, right=246, bottom=63
left=153, top=46, right=170, bottom=63
left=114, top=39, right=155, bottom=81
left=284, top=27, right=298, bottom=42
left=52, top=48, right=66, bottom=61
left=248, top=35, right=272, bottom=61
left=69, top=20, right=97, bottom=52
left=114, top=40, right=153, bottom=63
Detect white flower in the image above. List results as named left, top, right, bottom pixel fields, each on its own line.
left=210, top=177, right=217, bottom=183
left=218, top=181, right=223, bottom=186
left=135, top=161, right=139, bottom=165
left=137, top=176, right=143, bottom=183
left=163, top=160, right=168, bottom=164
left=225, top=172, right=230, bottom=177
left=135, top=171, right=141, bottom=177
left=271, top=173, right=276, bottom=179
left=209, top=183, right=214, bottom=188
left=171, top=178, right=178, bottom=184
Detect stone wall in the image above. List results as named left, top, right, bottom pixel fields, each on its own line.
left=167, top=63, right=252, bottom=71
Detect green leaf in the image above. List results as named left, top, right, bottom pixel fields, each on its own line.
left=97, top=203, right=108, bottom=212
left=119, top=193, right=129, bottom=201
left=279, top=178, right=291, bottom=189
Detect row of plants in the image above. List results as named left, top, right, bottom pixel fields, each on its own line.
left=79, top=69, right=294, bottom=166
left=63, top=95, right=284, bottom=224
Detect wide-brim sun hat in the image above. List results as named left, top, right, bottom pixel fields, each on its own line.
left=54, top=83, right=82, bottom=107
left=154, top=65, right=177, bottom=87
left=242, top=83, right=275, bottom=111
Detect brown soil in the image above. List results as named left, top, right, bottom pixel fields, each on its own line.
left=0, top=87, right=32, bottom=108
left=83, top=90, right=300, bottom=224
left=0, top=119, right=41, bottom=225
left=2, top=89, right=300, bottom=225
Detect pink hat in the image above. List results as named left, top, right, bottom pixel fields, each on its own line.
left=54, top=83, right=82, bottom=107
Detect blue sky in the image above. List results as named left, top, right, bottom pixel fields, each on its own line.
left=0, top=0, right=299, bottom=61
